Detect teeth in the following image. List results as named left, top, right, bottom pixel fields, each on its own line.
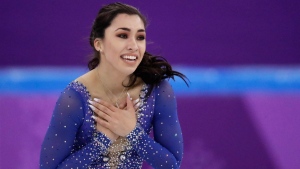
left=122, top=55, right=137, bottom=60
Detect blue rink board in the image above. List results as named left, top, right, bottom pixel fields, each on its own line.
left=1, top=66, right=300, bottom=96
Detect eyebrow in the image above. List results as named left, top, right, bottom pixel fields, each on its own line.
left=115, top=27, right=145, bottom=32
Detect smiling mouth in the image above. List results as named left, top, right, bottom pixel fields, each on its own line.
left=121, top=55, right=137, bottom=61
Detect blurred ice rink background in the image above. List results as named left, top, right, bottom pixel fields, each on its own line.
left=1, top=1, right=300, bottom=168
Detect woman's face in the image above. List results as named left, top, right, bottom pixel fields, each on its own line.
left=96, top=14, right=146, bottom=76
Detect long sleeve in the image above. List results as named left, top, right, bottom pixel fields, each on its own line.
left=40, top=86, right=112, bottom=169
left=126, top=80, right=183, bottom=168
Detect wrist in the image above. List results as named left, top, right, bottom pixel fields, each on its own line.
left=122, top=121, right=137, bottom=137
left=126, top=123, right=145, bottom=146
left=94, top=132, right=112, bottom=150
left=110, top=135, right=119, bottom=143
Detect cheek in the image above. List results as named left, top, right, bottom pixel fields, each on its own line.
left=139, top=43, right=146, bottom=52
left=139, top=47, right=146, bottom=59
left=104, top=42, right=119, bottom=57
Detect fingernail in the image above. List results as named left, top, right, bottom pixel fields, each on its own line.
left=127, top=92, right=132, bottom=100
left=136, top=102, right=141, bottom=107
left=88, top=100, right=94, bottom=104
left=94, top=98, right=100, bottom=102
left=133, top=98, right=140, bottom=104
left=91, top=115, right=96, bottom=120
left=89, top=104, right=95, bottom=110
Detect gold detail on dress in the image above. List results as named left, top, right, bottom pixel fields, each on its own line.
left=105, top=137, right=130, bottom=168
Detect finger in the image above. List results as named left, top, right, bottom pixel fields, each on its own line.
left=91, top=115, right=110, bottom=129
left=130, top=98, right=140, bottom=111
left=133, top=98, right=140, bottom=104
left=134, top=102, right=141, bottom=110
left=89, top=104, right=111, bottom=121
left=94, top=98, right=116, bottom=112
left=118, top=102, right=127, bottom=109
left=122, top=97, right=139, bottom=110
left=126, top=92, right=135, bottom=111
left=89, top=99, right=114, bottom=115
left=133, top=98, right=139, bottom=107
left=88, top=99, right=106, bottom=111
left=128, top=102, right=138, bottom=111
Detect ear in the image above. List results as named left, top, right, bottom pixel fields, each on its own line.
left=94, top=38, right=103, bottom=52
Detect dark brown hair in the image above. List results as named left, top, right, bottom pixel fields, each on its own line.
left=88, top=2, right=188, bottom=95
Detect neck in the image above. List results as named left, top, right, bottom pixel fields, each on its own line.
left=95, top=64, right=130, bottom=95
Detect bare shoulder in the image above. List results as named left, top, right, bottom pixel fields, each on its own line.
left=74, top=70, right=96, bottom=88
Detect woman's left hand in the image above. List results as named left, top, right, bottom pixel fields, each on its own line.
left=90, top=93, right=137, bottom=137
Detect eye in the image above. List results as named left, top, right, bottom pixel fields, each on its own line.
left=137, top=35, right=145, bottom=41
left=117, top=34, right=128, bottom=39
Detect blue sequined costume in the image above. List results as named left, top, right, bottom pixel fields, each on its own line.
left=40, top=80, right=183, bottom=168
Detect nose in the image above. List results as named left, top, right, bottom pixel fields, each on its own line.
left=127, top=37, right=138, bottom=51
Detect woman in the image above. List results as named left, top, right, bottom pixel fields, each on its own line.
left=40, top=2, right=187, bottom=169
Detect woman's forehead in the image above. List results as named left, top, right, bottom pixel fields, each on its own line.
left=109, top=14, right=145, bottom=31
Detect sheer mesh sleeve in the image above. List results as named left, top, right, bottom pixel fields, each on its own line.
left=126, top=80, right=183, bottom=169
left=40, top=86, right=112, bottom=169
